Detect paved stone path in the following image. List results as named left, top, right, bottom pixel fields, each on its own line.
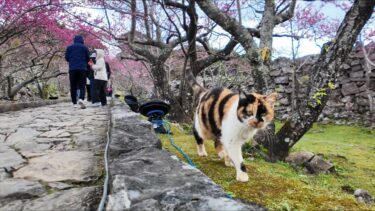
left=0, top=103, right=108, bottom=210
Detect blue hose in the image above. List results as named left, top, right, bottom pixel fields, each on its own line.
left=162, top=120, right=195, bottom=167
left=162, top=121, right=234, bottom=198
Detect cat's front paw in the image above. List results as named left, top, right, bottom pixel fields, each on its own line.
left=224, top=157, right=234, bottom=167
left=218, top=151, right=225, bottom=159
left=197, top=145, right=208, bottom=157
left=198, top=150, right=208, bottom=157
left=236, top=172, right=249, bottom=182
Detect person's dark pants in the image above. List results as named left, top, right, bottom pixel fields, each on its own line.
left=93, top=79, right=107, bottom=106
left=69, top=70, right=86, bottom=104
left=86, top=84, right=91, bottom=101
left=90, top=78, right=95, bottom=103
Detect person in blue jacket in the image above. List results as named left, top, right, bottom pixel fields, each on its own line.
left=65, top=35, right=90, bottom=109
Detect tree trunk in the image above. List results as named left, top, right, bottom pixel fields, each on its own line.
left=150, top=62, right=169, bottom=99
left=150, top=62, right=191, bottom=122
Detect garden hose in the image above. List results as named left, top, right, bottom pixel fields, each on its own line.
left=97, top=119, right=111, bottom=211
left=162, top=120, right=234, bottom=199
left=162, top=120, right=196, bottom=167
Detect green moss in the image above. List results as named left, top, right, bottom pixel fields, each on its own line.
left=40, top=181, right=56, bottom=194
left=159, top=123, right=375, bottom=211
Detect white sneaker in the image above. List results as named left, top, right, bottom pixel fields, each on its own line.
left=89, top=103, right=101, bottom=107
left=78, top=99, right=86, bottom=109
left=73, top=104, right=79, bottom=108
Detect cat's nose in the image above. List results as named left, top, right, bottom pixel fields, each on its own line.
left=249, top=119, right=258, bottom=127
left=249, top=119, right=264, bottom=128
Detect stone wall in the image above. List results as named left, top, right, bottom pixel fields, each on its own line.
left=0, top=98, right=70, bottom=113
left=269, top=47, right=375, bottom=127
left=107, top=100, right=265, bottom=210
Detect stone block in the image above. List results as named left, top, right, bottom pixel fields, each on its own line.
left=341, top=82, right=360, bottom=95
left=22, top=187, right=101, bottom=211
left=351, top=60, right=361, bottom=66
left=0, top=179, right=46, bottom=200
left=13, top=151, right=100, bottom=183
left=285, top=88, right=294, bottom=93
left=351, top=65, right=363, bottom=72
left=359, top=85, right=367, bottom=92
left=274, top=76, right=289, bottom=84
left=281, top=66, right=293, bottom=73
left=354, top=189, right=374, bottom=206
left=341, top=96, right=352, bottom=103
left=339, top=77, right=351, bottom=85
left=341, top=63, right=351, bottom=70
left=286, top=152, right=315, bottom=165
left=356, top=98, right=369, bottom=106
left=0, top=145, right=26, bottom=170
left=279, top=98, right=290, bottom=106
left=350, top=71, right=364, bottom=78
left=270, top=70, right=281, bottom=77
left=305, top=155, right=334, bottom=174
left=345, top=102, right=354, bottom=111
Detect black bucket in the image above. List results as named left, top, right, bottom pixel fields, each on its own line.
left=124, top=95, right=139, bottom=112
left=139, top=100, right=170, bottom=134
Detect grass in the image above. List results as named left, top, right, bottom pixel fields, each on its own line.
left=159, top=122, right=375, bottom=211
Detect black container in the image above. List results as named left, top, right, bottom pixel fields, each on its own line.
left=124, top=95, right=139, bottom=112
left=139, top=100, right=170, bottom=117
left=139, top=100, right=170, bottom=134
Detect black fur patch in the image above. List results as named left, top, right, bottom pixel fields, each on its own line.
left=256, top=104, right=267, bottom=122
left=237, top=93, right=256, bottom=122
left=192, top=126, right=204, bottom=145
left=208, top=88, right=223, bottom=137
left=218, top=93, right=236, bottom=124
left=201, top=105, right=209, bottom=129
left=241, top=162, right=247, bottom=172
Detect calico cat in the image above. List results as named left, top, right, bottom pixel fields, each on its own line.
left=191, top=86, right=277, bottom=182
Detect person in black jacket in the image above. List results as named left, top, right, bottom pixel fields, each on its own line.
left=65, top=35, right=90, bottom=109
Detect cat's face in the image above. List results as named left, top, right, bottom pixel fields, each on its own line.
left=237, top=91, right=277, bottom=129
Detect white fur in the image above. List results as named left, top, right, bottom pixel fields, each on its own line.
left=220, top=101, right=258, bottom=182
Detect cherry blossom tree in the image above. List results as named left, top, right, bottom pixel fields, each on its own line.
left=0, top=0, right=106, bottom=99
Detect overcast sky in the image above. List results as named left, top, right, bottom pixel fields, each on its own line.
left=208, top=1, right=349, bottom=59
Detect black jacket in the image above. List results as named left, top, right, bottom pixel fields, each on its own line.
left=65, top=35, right=90, bottom=71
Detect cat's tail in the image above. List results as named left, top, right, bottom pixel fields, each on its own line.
left=186, top=67, right=206, bottom=98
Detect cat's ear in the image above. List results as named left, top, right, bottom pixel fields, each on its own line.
left=239, top=90, right=255, bottom=103
left=264, top=92, right=278, bottom=107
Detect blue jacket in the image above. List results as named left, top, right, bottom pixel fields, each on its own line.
left=65, top=35, right=90, bottom=71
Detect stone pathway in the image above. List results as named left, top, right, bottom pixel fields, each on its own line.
left=0, top=103, right=108, bottom=210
